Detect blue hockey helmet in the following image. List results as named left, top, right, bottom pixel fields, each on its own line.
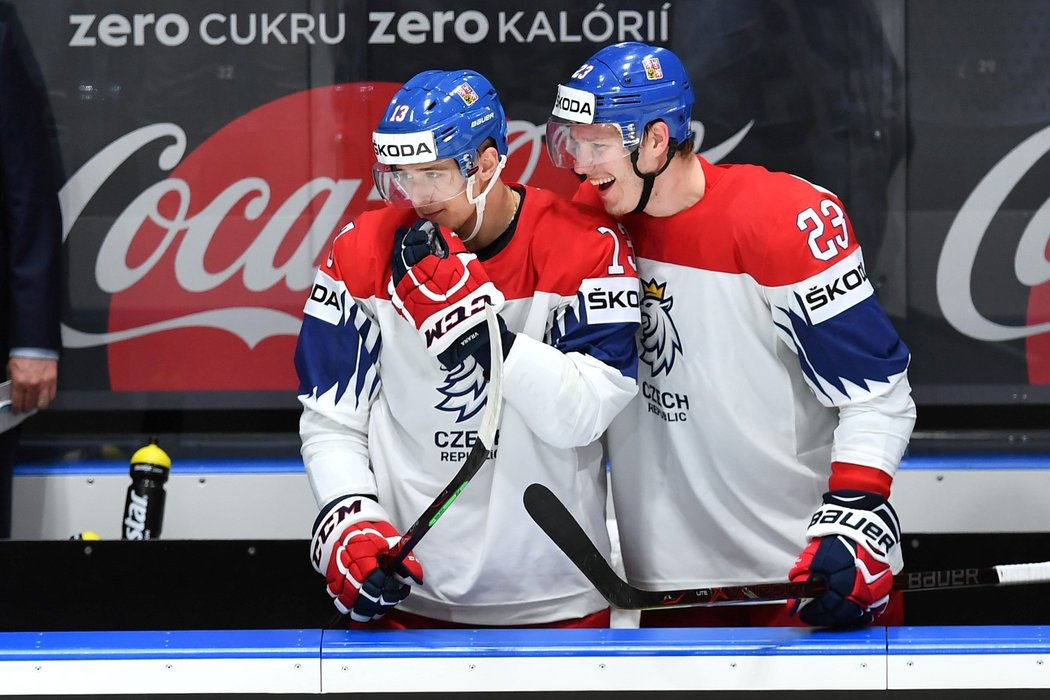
left=547, top=42, right=694, bottom=169
left=373, top=69, right=509, bottom=209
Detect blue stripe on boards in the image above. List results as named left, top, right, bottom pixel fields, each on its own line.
left=321, top=627, right=885, bottom=658
left=14, top=458, right=305, bottom=477
left=0, top=629, right=321, bottom=661
left=899, top=454, right=1050, bottom=471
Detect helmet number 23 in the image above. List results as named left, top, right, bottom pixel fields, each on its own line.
left=571, top=64, right=595, bottom=80
left=796, top=199, right=848, bottom=261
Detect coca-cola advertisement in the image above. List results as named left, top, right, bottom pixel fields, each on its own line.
left=6, top=0, right=1049, bottom=409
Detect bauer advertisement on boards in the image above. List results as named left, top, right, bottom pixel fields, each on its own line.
left=6, top=0, right=1049, bottom=408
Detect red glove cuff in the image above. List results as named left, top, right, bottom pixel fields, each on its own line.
left=829, top=461, right=892, bottom=498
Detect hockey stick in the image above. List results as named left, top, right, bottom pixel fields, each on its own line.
left=523, top=482, right=1050, bottom=610
left=383, top=305, right=504, bottom=570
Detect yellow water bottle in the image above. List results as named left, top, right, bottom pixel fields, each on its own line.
left=121, top=440, right=171, bottom=540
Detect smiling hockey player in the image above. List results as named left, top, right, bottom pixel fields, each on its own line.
left=547, top=42, right=916, bottom=628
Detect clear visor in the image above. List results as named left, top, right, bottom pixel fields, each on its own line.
left=372, top=159, right=469, bottom=209
left=545, top=121, right=634, bottom=170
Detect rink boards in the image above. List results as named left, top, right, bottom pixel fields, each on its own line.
left=12, top=453, right=1050, bottom=539
left=1, top=626, right=1048, bottom=695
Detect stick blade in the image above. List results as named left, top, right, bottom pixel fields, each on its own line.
left=523, top=482, right=821, bottom=610
left=523, top=482, right=659, bottom=609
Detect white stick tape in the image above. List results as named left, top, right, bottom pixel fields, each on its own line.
left=995, top=561, right=1050, bottom=585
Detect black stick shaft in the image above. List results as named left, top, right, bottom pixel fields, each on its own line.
left=385, top=438, right=493, bottom=568
left=524, top=482, right=1050, bottom=610
left=384, top=307, right=504, bottom=570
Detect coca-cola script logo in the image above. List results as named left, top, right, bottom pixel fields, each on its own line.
left=936, top=123, right=1050, bottom=383
left=59, top=83, right=582, bottom=391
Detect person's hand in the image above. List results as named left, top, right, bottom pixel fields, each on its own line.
left=310, top=496, right=424, bottom=622
left=788, top=490, right=902, bottom=628
left=388, top=220, right=507, bottom=370
left=6, top=357, right=57, bottom=414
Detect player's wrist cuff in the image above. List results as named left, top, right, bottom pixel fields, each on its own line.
left=471, top=320, right=516, bottom=373
left=309, top=495, right=390, bottom=573
left=829, top=461, right=893, bottom=497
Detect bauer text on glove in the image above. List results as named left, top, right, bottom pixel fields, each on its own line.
left=788, top=490, right=902, bottom=628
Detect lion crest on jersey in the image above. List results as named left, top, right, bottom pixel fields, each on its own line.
left=435, top=360, right=488, bottom=422
left=638, top=278, right=682, bottom=377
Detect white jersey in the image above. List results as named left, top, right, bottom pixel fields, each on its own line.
left=579, top=157, right=915, bottom=591
left=295, top=185, right=640, bottom=625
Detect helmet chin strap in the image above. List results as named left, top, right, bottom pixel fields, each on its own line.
left=629, top=140, right=677, bottom=215
left=460, top=155, right=508, bottom=243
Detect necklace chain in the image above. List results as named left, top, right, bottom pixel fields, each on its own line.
left=504, top=187, right=520, bottom=231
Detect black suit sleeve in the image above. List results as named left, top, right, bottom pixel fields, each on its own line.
left=0, top=19, right=61, bottom=355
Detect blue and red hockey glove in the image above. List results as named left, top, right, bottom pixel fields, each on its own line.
left=789, top=489, right=903, bottom=628
left=310, top=496, right=424, bottom=623
left=389, top=218, right=512, bottom=371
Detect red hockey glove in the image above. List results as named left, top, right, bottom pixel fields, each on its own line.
left=310, top=496, right=423, bottom=623
left=388, top=220, right=507, bottom=370
left=788, top=490, right=903, bottom=628
left=390, top=218, right=444, bottom=288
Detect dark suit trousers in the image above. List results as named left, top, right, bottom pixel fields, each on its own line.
left=0, top=427, right=16, bottom=539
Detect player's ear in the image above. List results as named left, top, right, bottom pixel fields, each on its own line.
left=476, top=145, right=501, bottom=180
left=642, top=121, right=672, bottom=158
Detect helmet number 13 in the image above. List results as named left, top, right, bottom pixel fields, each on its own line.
left=796, top=199, right=848, bottom=261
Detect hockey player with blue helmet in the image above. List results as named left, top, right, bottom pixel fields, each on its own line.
left=547, top=43, right=916, bottom=630
left=295, top=68, right=641, bottom=629
left=546, top=41, right=695, bottom=216
left=372, top=69, right=509, bottom=242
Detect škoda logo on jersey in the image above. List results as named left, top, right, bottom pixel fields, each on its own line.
left=638, top=278, right=690, bottom=424
left=303, top=274, right=347, bottom=326
left=796, top=251, right=873, bottom=325
left=581, top=277, right=640, bottom=325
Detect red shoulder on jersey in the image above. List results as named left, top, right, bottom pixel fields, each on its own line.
left=653, top=160, right=862, bottom=285
left=726, top=166, right=862, bottom=287
left=572, top=180, right=604, bottom=210
left=323, top=207, right=416, bottom=299
left=573, top=157, right=861, bottom=288
left=516, top=186, right=637, bottom=297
